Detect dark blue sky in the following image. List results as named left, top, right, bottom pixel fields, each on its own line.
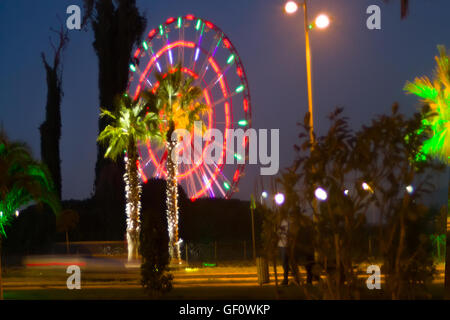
left=0, top=0, right=448, bottom=205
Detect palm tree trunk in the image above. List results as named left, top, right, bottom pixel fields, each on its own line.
left=124, top=150, right=141, bottom=262
left=166, top=140, right=180, bottom=262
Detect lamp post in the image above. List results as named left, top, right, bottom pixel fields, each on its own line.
left=285, top=0, right=330, bottom=264
left=284, top=0, right=330, bottom=143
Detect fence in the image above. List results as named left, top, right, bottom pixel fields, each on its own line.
left=52, top=240, right=254, bottom=262
left=53, top=241, right=128, bottom=257
left=182, top=241, right=253, bottom=263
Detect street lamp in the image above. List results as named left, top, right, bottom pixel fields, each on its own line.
left=285, top=1, right=298, bottom=14
left=284, top=0, right=330, bottom=144
left=285, top=0, right=331, bottom=266
left=315, top=14, right=330, bottom=29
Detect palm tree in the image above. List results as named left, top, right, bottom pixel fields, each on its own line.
left=97, top=94, right=160, bottom=261
left=404, top=45, right=449, bottom=164
left=143, top=63, right=208, bottom=262
left=0, top=130, right=60, bottom=299
left=404, top=45, right=450, bottom=298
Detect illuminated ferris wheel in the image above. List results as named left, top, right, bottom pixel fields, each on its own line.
left=127, top=14, right=252, bottom=201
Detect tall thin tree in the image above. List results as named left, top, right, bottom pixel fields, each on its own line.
left=143, top=64, right=208, bottom=262
left=82, top=0, right=146, bottom=193
left=40, top=25, right=69, bottom=199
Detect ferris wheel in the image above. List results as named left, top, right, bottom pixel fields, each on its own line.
left=127, top=14, right=252, bottom=201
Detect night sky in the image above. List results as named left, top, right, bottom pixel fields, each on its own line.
left=0, top=0, right=448, bottom=206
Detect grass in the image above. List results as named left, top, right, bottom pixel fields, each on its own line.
left=3, top=282, right=445, bottom=300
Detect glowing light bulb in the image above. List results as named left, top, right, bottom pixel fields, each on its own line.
left=315, top=187, right=328, bottom=201
left=406, top=185, right=414, bottom=194
left=285, top=1, right=298, bottom=14
left=275, top=193, right=285, bottom=205
left=315, top=14, right=330, bottom=29
left=235, top=85, right=245, bottom=93
left=227, top=54, right=235, bottom=64
left=362, top=182, right=374, bottom=193
left=262, top=191, right=268, bottom=199
left=238, top=119, right=248, bottom=126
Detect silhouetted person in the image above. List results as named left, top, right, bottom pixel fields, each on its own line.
left=278, top=217, right=289, bottom=285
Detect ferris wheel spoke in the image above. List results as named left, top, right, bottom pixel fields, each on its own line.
left=193, top=41, right=219, bottom=88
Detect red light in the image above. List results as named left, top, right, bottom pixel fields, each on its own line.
left=148, top=29, right=157, bottom=38
left=242, top=136, right=248, bottom=147
left=186, top=14, right=195, bottom=20
left=134, top=48, right=141, bottom=58
left=181, top=67, right=199, bottom=79
left=243, top=99, right=248, bottom=112
left=236, top=67, right=243, bottom=77
left=134, top=84, right=141, bottom=100
left=151, top=81, right=160, bottom=94
left=208, top=57, right=220, bottom=73
left=233, top=170, right=240, bottom=182
left=223, top=38, right=231, bottom=49
left=137, top=160, right=148, bottom=183
left=166, top=17, right=175, bottom=24
left=205, top=21, right=214, bottom=29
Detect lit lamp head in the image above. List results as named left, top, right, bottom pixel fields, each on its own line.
left=315, top=14, right=330, bottom=29
left=285, top=1, right=299, bottom=14
left=274, top=193, right=285, bottom=206
left=261, top=191, right=268, bottom=199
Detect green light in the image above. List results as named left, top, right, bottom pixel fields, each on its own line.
left=200, top=23, right=205, bottom=36
left=177, top=16, right=182, bottom=28
left=142, top=41, right=148, bottom=51
left=308, top=24, right=313, bottom=30
left=238, top=119, right=248, bottom=126
left=129, top=64, right=136, bottom=72
left=404, top=45, right=450, bottom=165
left=235, top=84, right=245, bottom=93
left=159, top=25, right=164, bottom=35
left=195, top=19, right=202, bottom=30
left=234, top=153, right=242, bottom=161
left=227, top=54, right=235, bottom=64
left=216, top=37, right=222, bottom=48
left=223, top=182, right=231, bottom=190
left=203, top=263, right=216, bottom=267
